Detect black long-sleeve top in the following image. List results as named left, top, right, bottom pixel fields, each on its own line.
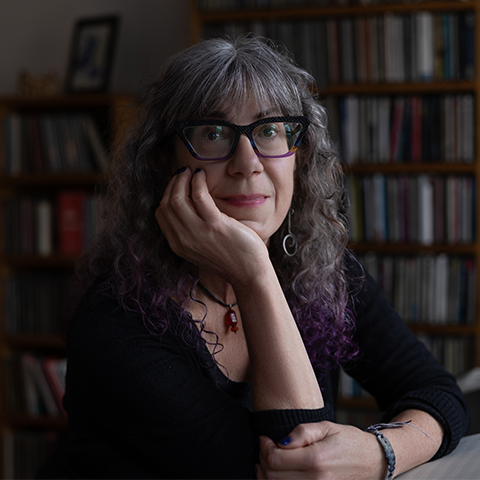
left=36, top=262, right=470, bottom=479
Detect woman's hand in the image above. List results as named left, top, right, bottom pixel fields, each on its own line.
left=256, top=422, right=385, bottom=480
left=158, top=167, right=324, bottom=411
left=155, top=167, right=269, bottom=287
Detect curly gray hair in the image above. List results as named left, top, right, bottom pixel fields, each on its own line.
left=76, top=34, right=354, bottom=368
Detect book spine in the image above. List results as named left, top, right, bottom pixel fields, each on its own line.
left=57, top=191, right=87, bottom=255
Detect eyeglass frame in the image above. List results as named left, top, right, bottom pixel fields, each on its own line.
left=174, top=116, right=310, bottom=161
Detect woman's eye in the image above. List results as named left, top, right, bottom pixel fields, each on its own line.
left=261, top=125, right=278, bottom=138
left=204, top=127, right=223, bottom=141
left=206, top=130, right=220, bottom=141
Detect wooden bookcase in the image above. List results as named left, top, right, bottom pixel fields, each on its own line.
left=0, top=93, right=133, bottom=479
left=190, top=0, right=480, bottom=422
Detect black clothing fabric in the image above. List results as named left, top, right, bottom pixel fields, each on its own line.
left=36, top=262, right=470, bottom=479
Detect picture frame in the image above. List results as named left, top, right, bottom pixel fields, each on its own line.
left=65, top=15, right=120, bottom=93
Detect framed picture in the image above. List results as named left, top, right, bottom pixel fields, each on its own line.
left=65, top=15, right=119, bottom=93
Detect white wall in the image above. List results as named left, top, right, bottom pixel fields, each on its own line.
left=0, top=0, right=190, bottom=96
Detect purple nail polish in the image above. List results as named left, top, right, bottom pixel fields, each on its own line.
left=279, top=436, right=292, bottom=446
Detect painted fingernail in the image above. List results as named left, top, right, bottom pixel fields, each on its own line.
left=174, top=166, right=187, bottom=176
left=279, top=436, right=292, bottom=446
left=194, top=167, right=202, bottom=175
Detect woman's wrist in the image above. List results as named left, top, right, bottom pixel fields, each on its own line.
left=365, top=425, right=401, bottom=480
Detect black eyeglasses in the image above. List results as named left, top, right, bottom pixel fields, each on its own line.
left=175, top=116, right=310, bottom=161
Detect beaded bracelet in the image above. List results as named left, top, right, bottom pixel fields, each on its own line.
left=365, top=423, right=404, bottom=480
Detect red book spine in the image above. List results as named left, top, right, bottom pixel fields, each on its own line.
left=411, top=96, right=422, bottom=163
left=57, top=191, right=86, bottom=255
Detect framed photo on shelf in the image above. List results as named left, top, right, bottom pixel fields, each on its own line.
left=65, top=15, right=119, bottom=93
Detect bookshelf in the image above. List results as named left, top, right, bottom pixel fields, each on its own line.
left=190, top=0, right=480, bottom=425
left=0, top=93, right=132, bottom=478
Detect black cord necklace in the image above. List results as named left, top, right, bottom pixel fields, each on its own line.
left=198, top=283, right=239, bottom=333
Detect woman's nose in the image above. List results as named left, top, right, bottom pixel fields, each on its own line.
left=227, top=134, right=264, bottom=176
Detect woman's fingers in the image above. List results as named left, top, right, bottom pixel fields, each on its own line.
left=160, top=167, right=197, bottom=226
left=258, top=422, right=387, bottom=480
left=258, top=435, right=316, bottom=473
left=155, top=166, right=267, bottom=283
left=189, top=168, right=222, bottom=223
left=159, top=167, right=220, bottom=228
left=277, top=422, right=332, bottom=450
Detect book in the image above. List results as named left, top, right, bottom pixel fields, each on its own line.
left=327, top=19, right=341, bottom=84
left=57, top=190, right=88, bottom=255
left=20, top=352, right=43, bottom=415
left=39, top=114, right=63, bottom=172
left=35, top=197, right=53, bottom=256
left=25, top=353, right=61, bottom=416
left=418, top=174, right=434, bottom=246
left=42, top=357, right=67, bottom=416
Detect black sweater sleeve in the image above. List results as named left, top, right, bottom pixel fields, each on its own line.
left=346, top=259, right=470, bottom=460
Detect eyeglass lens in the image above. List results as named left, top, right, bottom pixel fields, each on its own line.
left=183, top=121, right=304, bottom=160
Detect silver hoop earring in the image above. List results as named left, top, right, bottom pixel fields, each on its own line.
left=282, top=209, right=298, bottom=257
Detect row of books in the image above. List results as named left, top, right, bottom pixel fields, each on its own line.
left=357, top=253, right=476, bottom=325
left=3, top=273, right=70, bottom=335
left=3, top=112, right=109, bottom=174
left=203, top=11, right=475, bottom=88
left=3, top=430, right=61, bottom=480
left=326, top=94, right=475, bottom=165
left=5, top=352, right=67, bottom=418
left=3, top=191, right=99, bottom=256
left=347, top=174, right=475, bottom=245
left=417, top=334, right=475, bottom=377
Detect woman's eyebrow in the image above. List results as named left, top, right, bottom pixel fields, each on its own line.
left=204, top=109, right=281, bottom=122
left=255, top=108, right=279, bottom=119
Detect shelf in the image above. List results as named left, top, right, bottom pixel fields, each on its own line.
left=0, top=172, right=103, bottom=188
left=196, top=0, right=476, bottom=22
left=348, top=243, right=477, bottom=254
left=4, top=334, right=65, bottom=350
left=5, top=414, right=68, bottom=430
left=408, top=324, right=479, bottom=335
left=1, top=254, right=78, bottom=269
left=321, top=81, right=476, bottom=95
left=0, top=93, right=133, bottom=110
left=344, top=162, right=477, bottom=174
left=0, top=93, right=130, bottom=477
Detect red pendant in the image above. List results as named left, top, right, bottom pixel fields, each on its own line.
left=225, top=308, right=238, bottom=333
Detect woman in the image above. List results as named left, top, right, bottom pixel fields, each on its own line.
left=37, top=35, right=469, bottom=479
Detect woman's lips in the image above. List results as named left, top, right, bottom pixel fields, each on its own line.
left=221, top=194, right=268, bottom=208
